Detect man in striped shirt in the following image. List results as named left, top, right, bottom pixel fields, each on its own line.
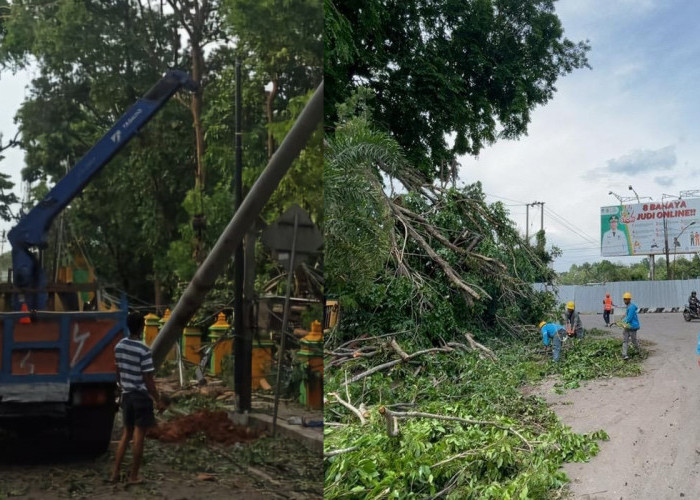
left=110, top=312, right=163, bottom=484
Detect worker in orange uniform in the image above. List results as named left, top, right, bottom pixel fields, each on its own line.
left=603, top=293, right=614, bottom=327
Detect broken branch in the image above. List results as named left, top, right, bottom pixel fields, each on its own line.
left=343, top=345, right=456, bottom=385
left=378, top=406, right=400, bottom=437
left=463, top=332, right=498, bottom=361
left=378, top=407, right=532, bottom=451
left=327, top=392, right=367, bottom=425
left=390, top=338, right=410, bottom=361
left=324, top=446, right=360, bottom=458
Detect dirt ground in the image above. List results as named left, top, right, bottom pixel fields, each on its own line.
left=0, top=398, right=322, bottom=499
left=531, top=312, right=700, bottom=500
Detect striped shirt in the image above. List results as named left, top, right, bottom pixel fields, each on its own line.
left=115, top=338, right=155, bottom=394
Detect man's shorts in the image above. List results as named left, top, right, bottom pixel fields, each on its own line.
left=121, top=391, right=156, bottom=429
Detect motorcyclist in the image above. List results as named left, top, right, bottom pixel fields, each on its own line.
left=689, top=291, right=699, bottom=315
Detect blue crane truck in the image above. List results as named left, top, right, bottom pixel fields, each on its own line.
left=0, top=70, right=197, bottom=454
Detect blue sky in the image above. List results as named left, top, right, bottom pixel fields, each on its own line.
left=462, top=0, right=700, bottom=271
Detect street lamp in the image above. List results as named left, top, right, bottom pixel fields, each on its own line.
left=609, top=191, right=636, bottom=203
left=673, top=221, right=697, bottom=279
left=628, top=185, right=640, bottom=203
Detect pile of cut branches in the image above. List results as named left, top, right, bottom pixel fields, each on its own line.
left=322, top=332, right=649, bottom=498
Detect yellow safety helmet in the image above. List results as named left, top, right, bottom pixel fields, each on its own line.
left=623, top=292, right=632, bottom=299
left=538, top=321, right=546, bottom=329
left=566, top=301, right=575, bottom=310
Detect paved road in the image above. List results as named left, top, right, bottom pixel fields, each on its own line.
left=536, top=313, right=700, bottom=500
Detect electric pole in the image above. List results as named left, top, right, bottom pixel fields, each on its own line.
left=525, top=204, right=529, bottom=241
left=526, top=202, right=545, bottom=241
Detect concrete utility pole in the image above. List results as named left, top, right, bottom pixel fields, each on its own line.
left=529, top=202, right=545, bottom=234
left=525, top=204, right=529, bottom=241
left=525, top=202, right=544, bottom=240
left=151, top=81, right=323, bottom=373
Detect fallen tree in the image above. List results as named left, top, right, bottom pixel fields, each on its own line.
left=326, top=113, right=560, bottom=350
left=323, top=334, right=624, bottom=499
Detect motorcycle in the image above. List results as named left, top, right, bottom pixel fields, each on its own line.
left=683, top=304, right=700, bottom=321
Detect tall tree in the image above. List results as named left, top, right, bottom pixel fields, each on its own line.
left=0, top=171, right=18, bottom=223
left=326, top=0, right=590, bottom=181
left=223, top=0, right=322, bottom=158
left=325, top=0, right=586, bottom=342
left=0, top=0, right=194, bottom=302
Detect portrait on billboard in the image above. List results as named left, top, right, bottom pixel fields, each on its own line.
left=601, top=214, right=630, bottom=256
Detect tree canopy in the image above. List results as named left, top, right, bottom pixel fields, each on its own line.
left=325, top=0, right=590, bottom=181
left=0, top=0, right=322, bottom=311
left=558, top=256, right=700, bottom=284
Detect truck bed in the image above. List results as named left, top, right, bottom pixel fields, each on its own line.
left=0, top=310, right=126, bottom=404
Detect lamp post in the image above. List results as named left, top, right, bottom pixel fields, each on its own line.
left=608, top=191, right=636, bottom=204
left=661, top=193, right=682, bottom=279
left=673, top=221, right=696, bottom=280
left=628, top=185, right=640, bottom=204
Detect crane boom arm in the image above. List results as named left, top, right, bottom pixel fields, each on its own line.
left=8, top=70, right=197, bottom=309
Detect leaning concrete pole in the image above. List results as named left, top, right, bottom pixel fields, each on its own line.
left=151, top=81, right=323, bottom=368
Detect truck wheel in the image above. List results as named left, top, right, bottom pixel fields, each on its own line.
left=69, top=406, right=117, bottom=456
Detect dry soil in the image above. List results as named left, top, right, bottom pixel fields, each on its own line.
left=532, top=312, right=700, bottom=500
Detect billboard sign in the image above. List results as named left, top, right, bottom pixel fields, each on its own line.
left=601, top=198, right=700, bottom=257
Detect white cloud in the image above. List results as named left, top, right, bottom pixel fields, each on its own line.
left=654, top=176, right=674, bottom=187
left=459, top=0, right=700, bottom=271
left=606, top=146, right=676, bottom=174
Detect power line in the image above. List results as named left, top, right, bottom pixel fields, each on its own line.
left=544, top=207, right=599, bottom=245
left=544, top=207, right=597, bottom=243
left=484, top=191, right=601, bottom=249
left=483, top=192, right=528, bottom=205
left=558, top=246, right=601, bottom=251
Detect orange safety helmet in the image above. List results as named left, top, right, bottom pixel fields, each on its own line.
left=538, top=321, right=546, bottom=329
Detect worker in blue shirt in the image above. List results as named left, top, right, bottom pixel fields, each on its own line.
left=539, top=321, right=567, bottom=362
left=621, top=292, right=640, bottom=360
